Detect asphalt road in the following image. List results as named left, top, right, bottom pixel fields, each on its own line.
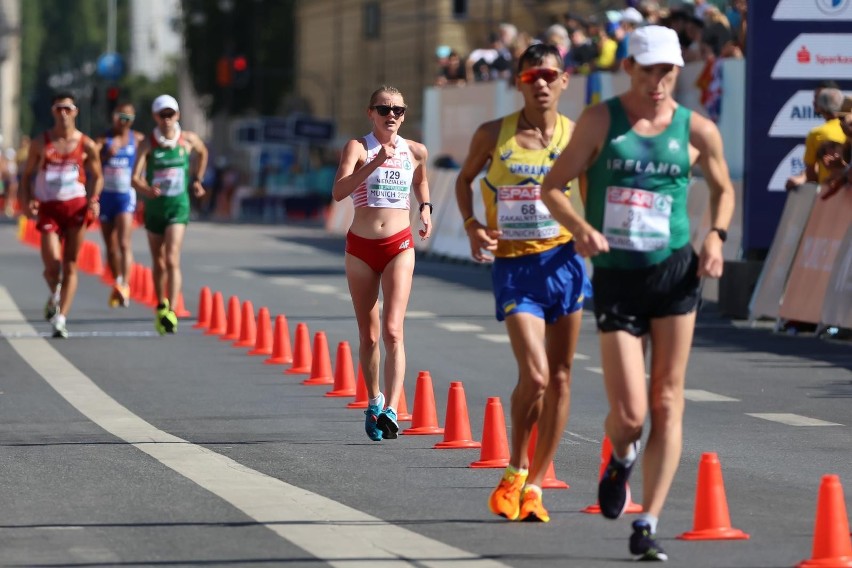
left=0, top=217, right=850, bottom=568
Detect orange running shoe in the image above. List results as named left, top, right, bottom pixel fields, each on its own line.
left=518, top=485, right=550, bottom=523
left=488, top=468, right=528, bottom=520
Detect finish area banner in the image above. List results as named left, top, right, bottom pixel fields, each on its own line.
left=744, top=0, right=852, bottom=254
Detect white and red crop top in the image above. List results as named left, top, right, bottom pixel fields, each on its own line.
left=350, top=132, right=415, bottom=210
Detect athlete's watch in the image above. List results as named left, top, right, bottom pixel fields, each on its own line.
left=710, top=227, right=728, bottom=242
left=419, top=202, right=433, bottom=214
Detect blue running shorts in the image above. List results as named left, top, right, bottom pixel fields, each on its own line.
left=491, top=241, right=589, bottom=323
left=99, top=191, right=136, bottom=223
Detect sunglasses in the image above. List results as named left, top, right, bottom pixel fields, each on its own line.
left=158, top=110, right=177, bottom=119
left=52, top=104, right=77, bottom=112
left=117, top=113, right=135, bottom=122
left=518, top=68, right=562, bottom=84
left=371, top=105, right=406, bottom=117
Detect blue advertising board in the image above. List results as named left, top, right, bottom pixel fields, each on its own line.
left=744, top=0, right=852, bottom=254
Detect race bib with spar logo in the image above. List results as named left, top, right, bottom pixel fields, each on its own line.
left=602, top=186, right=672, bottom=251
left=496, top=185, right=560, bottom=240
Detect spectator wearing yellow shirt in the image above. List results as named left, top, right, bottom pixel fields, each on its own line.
left=595, top=23, right=620, bottom=72
left=786, top=86, right=848, bottom=190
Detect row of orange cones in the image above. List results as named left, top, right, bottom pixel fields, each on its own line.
left=194, top=283, right=852, bottom=566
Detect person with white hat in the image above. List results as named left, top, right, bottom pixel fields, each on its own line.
left=131, top=94, right=208, bottom=335
left=540, top=25, right=735, bottom=561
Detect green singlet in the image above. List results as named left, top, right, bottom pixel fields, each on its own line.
left=144, top=134, right=190, bottom=235
left=585, top=97, right=692, bottom=269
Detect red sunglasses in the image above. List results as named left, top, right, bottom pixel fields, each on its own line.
left=518, top=68, right=562, bottom=84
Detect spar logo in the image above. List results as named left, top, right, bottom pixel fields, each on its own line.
left=817, top=0, right=848, bottom=15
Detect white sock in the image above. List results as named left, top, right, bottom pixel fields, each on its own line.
left=637, top=513, right=658, bottom=534
left=53, top=313, right=66, bottom=326
left=116, top=275, right=125, bottom=286
left=368, top=394, right=383, bottom=407
left=613, top=442, right=638, bottom=467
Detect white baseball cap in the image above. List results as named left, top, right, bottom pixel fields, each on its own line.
left=152, top=94, right=179, bottom=114
left=621, top=7, right=644, bottom=24
left=628, top=25, right=684, bottom=67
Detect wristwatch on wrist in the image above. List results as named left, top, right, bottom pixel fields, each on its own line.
left=419, top=202, right=433, bottom=214
left=710, top=227, right=728, bottom=242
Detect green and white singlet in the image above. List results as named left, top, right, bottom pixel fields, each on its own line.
left=144, top=134, right=191, bottom=234
left=585, top=97, right=692, bottom=269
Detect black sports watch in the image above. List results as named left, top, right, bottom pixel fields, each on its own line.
left=710, top=227, right=728, bottom=242
left=419, top=202, right=433, bottom=214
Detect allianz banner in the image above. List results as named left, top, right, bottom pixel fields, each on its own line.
left=744, top=0, right=852, bottom=254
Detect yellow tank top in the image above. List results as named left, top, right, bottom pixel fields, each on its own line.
left=480, top=111, right=574, bottom=258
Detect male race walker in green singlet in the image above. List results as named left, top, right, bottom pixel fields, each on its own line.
left=132, top=95, right=208, bottom=335
left=540, top=26, right=735, bottom=561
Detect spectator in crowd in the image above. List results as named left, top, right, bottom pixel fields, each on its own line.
left=821, top=97, right=852, bottom=200
left=639, top=0, right=664, bottom=24
left=616, top=7, right=645, bottom=63
left=786, top=86, right=848, bottom=190
left=544, top=24, right=571, bottom=64
left=567, top=26, right=598, bottom=75
left=436, top=49, right=467, bottom=87
left=701, top=6, right=733, bottom=57
left=467, top=32, right=512, bottom=83
left=682, top=14, right=705, bottom=63
left=1, top=145, right=18, bottom=217
left=595, top=23, right=620, bottom=72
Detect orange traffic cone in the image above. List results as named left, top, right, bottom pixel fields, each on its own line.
left=205, top=292, right=227, bottom=335
left=130, top=264, right=143, bottom=302
left=347, top=364, right=369, bottom=409
left=325, top=341, right=356, bottom=397
left=262, top=314, right=290, bottom=362
left=173, top=292, right=191, bottom=317
left=397, top=388, right=412, bottom=421
left=434, top=382, right=480, bottom=449
left=678, top=452, right=750, bottom=540
left=251, top=308, right=274, bottom=357
left=220, top=295, right=242, bottom=341
left=145, top=267, right=159, bottom=307
left=234, top=300, right=257, bottom=348
left=89, top=242, right=104, bottom=276
left=583, top=436, right=642, bottom=513
left=140, top=267, right=153, bottom=307
left=797, top=474, right=852, bottom=568
left=285, top=322, right=312, bottom=374
left=101, top=264, right=115, bottom=285
left=78, top=241, right=92, bottom=273
left=403, top=371, right=444, bottom=435
left=528, top=425, right=569, bottom=489
left=470, top=397, right=510, bottom=468
left=302, top=331, right=334, bottom=385
left=193, top=287, right=212, bottom=329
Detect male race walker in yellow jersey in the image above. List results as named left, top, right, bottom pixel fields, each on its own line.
left=455, top=43, right=588, bottom=523
left=540, top=26, right=735, bottom=561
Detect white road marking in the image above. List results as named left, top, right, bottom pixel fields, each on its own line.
left=1, top=331, right=161, bottom=339
left=437, top=322, right=484, bottom=332
left=574, top=353, right=590, bottom=361
left=747, top=413, right=842, bottom=427
left=229, top=269, right=254, bottom=279
left=406, top=311, right=436, bottom=319
left=586, top=367, right=603, bottom=374
left=0, top=287, right=507, bottom=568
left=477, top=334, right=510, bottom=343
left=684, top=389, right=740, bottom=402
left=270, top=276, right=304, bottom=287
left=304, top=284, right=338, bottom=294
left=335, top=293, right=352, bottom=301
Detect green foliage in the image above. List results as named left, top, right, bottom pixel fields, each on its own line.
left=181, top=0, right=296, bottom=115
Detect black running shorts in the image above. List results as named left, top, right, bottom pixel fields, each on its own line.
left=592, top=244, right=701, bottom=337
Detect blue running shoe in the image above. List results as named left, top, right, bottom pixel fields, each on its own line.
left=364, top=393, right=384, bottom=442
left=598, top=441, right=639, bottom=519
left=377, top=407, right=399, bottom=439
left=630, top=520, right=668, bottom=561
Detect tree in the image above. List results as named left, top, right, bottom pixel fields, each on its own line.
left=181, top=0, right=296, bottom=116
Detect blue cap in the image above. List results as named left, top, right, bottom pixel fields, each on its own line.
left=435, top=45, right=452, bottom=58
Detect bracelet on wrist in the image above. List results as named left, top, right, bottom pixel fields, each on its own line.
left=419, top=201, right=433, bottom=214
left=463, top=216, right=477, bottom=229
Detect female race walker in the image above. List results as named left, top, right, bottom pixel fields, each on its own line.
left=332, top=86, right=432, bottom=442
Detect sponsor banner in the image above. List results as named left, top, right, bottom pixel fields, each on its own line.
left=767, top=144, right=806, bottom=191
left=820, top=224, right=852, bottom=328
left=769, top=90, right=852, bottom=137
left=771, top=34, right=852, bottom=79
left=749, top=183, right=817, bottom=321
left=773, top=0, right=852, bottom=20
left=778, top=186, right=852, bottom=324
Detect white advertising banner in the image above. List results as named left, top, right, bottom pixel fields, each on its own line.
left=767, top=144, right=806, bottom=191
left=771, top=34, right=852, bottom=79
left=768, top=90, right=852, bottom=137
left=773, top=0, right=852, bottom=20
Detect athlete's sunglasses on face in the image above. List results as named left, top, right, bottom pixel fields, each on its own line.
left=371, top=105, right=406, bottom=117
left=117, top=113, right=135, bottom=122
left=52, top=104, right=77, bottom=113
left=158, top=110, right=177, bottom=119
left=518, top=68, right=562, bottom=84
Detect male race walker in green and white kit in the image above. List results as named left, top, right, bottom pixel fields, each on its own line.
left=131, top=95, right=208, bottom=335
left=540, top=26, right=735, bottom=561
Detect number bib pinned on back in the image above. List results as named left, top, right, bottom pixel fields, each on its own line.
left=497, top=185, right=560, bottom=240
left=602, top=186, right=672, bottom=251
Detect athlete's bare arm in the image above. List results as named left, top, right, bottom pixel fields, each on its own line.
left=332, top=138, right=395, bottom=202
left=131, top=138, right=158, bottom=198
left=540, top=103, right=611, bottom=257
left=19, top=136, right=44, bottom=217
left=454, top=120, right=502, bottom=262
left=690, top=113, right=735, bottom=279
left=82, top=137, right=104, bottom=201
left=409, top=140, right=432, bottom=239
left=184, top=131, right=208, bottom=198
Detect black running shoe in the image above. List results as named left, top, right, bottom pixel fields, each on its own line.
left=598, top=442, right=638, bottom=519
left=376, top=407, right=399, bottom=439
left=630, top=520, right=668, bottom=561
